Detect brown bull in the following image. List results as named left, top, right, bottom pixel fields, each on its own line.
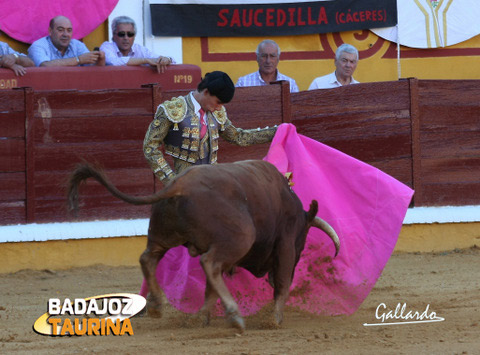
left=67, top=160, right=340, bottom=332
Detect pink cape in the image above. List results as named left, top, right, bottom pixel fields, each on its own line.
left=0, top=1, right=119, bottom=44
left=140, top=123, right=414, bottom=316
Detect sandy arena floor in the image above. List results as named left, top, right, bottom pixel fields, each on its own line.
left=1, top=247, right=479, bottom=354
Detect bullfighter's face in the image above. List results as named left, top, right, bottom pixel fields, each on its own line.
left=198, top=89, right=224, bottom=112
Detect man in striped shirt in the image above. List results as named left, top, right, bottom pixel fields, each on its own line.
left=236, top=39, right=299, bottom=93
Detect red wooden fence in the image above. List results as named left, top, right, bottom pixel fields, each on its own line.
left=0, top=65, right=201, bottom=91
left=1, top=78, right=479, bottom=226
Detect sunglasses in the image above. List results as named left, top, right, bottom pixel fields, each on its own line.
left=116, top=31, right=135, bottom=38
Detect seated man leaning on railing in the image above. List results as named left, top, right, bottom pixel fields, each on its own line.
left=100, top=16, right=174, bottom=74
left=0, top=38, right=34, bottom=76
left=28, top=15, right=105, bottom=67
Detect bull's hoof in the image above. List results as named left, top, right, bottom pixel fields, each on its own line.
left=147, top=306, right=162, bottom=318
left=146, top=296, right=163, bottom=318
left=202, top=313, right=211, bottom=327
left=191, top=311, right=211, bottom=327
left=259, top=318, right=281, bottom=330
left=228, top=313, right=245, bottom=333
left=274, top=312, right=284, bottom=326
left=198, top=307, right=212, bottom=326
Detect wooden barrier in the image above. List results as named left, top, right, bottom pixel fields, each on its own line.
left=0, top=89, right=30, bottom=224
left=415, top=80, right=480, bottom=206
left=1, top=78, right=479, bottom=226
left=31, top=87, right=156, bottom=223
left=290, top=80, right=413, bottom=195
left=290, top=79, right=480, bottom=207
left=0, top=65, right=201, bottom=91
left=0, top=81, right=288, bottom=225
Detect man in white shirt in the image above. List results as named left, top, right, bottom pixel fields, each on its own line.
left=309, top=44, right=359, bottom=90
left=100, top=16, right=174, bottom=73
left=236, top=39, right=299, bottom=93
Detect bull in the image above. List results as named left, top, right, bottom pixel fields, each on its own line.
left=67, top=160, right=340, bottom=332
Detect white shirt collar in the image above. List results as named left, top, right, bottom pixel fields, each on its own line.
left=190, top=92, right=202, bottom=114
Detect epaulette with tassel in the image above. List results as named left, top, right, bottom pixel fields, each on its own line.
left=212, top=106, right=228, bottom=131
left=159, top=96, right=187, bottom=130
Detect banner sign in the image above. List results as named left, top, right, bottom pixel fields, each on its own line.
left=150, top=0, right=397, bottom=37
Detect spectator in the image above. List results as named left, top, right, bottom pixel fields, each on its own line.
left=28, top=15, right=105, bottom=67
left=0, top=41, right=34, bottom=76
left=236, top=39, right=299, bottom=93
left=308, top=44, right=359, bottom=90
left=100, top=16, right=173, bottom=74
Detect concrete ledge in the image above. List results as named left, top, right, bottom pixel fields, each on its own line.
left=0, top=236, right=147, bottom=274
left=1, top=206, right=479, bottom=274
left=1, top=221, right=479, bottom=274
left=2, top=205, right=479, bottom=243
left=396, top=222, right=480, bottom=253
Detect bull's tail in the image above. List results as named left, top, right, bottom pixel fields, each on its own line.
left=308, top=200, right=341, bottom=257
left=67, top=163, right=175, bottom=216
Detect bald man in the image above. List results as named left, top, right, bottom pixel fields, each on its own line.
left=28, top=15, right=105, bottom=67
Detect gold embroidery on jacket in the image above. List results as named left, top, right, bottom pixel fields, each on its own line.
left=160, top=96, right=187, bottom=130
left=212, top=139, right=219, bottom=151
left=191, top=127, right=200, bottom=139
left=190, top=140, right=199, bottom=152
left=211, top=151, right=218, bottom=164
left=188, top=151, right=198, bottom=163
left=212, top=106, right=227, bottom=130
left=199, top=130, right=209, bottom=159
left=191, top=115, right=199, bottom=126
left=182, top=127, right=191, bottom=138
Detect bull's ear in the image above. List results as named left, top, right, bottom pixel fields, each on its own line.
left=306, top=200, right=319, bottom=222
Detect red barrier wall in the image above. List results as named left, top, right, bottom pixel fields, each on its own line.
left=0, top=65, right=201, bottom=91
left=1, top=78, right=480, bottom=227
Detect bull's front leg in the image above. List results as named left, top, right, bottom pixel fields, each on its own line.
left=139, top=247, right=167, bottom=318
left=272, top=241, right=297, bottom=326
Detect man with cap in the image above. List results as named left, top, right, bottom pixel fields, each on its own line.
left=143, top=71, right=277, bottom=183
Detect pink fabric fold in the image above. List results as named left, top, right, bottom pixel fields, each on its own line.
left=140, top=123, right=414, bottom=316
left=0, top=1, right=119, bottom=44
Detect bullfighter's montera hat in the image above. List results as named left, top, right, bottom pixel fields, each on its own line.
left=198, top=71, right=235, bottom=103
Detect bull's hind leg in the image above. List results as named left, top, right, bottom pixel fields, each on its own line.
left=199, top=281, right=219, bottom=326
left=139, top=247, right=167, bottom=318
left=200, top=250, right=245, bottom=332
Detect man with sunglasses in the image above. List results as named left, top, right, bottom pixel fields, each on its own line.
left=28, top=16, right=105, bottom=67
left=100, top=16, right=174, bottom=74
left=143, top=71, right=276, bottom=184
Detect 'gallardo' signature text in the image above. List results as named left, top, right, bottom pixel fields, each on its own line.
left=364, top=303, right=445, bottom=326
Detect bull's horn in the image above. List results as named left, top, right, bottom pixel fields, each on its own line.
left=313, top=217, right=340, bottom=257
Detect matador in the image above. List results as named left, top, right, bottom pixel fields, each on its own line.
left=143, top=71, right=277, bottom=183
